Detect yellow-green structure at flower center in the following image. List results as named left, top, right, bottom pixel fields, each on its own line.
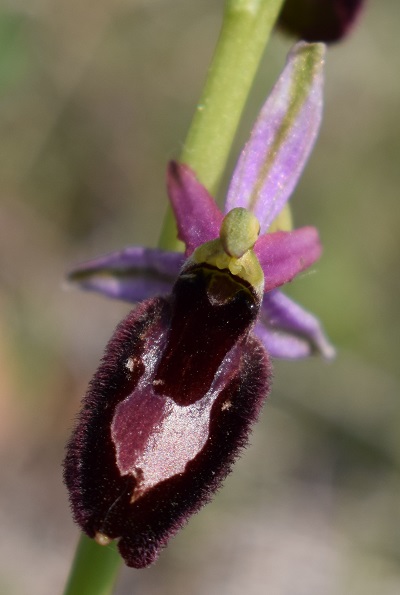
left=191, top=207, right=264, bottom=299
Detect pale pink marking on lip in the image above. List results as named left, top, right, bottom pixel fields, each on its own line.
left=111, top=327, right=240, bottom=497
left=112, top=385, right=217, bottom=495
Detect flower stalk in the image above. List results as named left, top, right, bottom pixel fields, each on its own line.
left=63, top=535, right=121, bottom=595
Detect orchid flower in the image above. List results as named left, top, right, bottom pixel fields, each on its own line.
left=64, top=42, right=334, bottom=570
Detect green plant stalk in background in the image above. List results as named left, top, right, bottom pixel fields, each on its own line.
left=63, top=535, right=121, bottom=595
left=63, top=0, right=285, bottom=593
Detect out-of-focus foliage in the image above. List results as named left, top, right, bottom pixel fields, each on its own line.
left=0, top=1, right=399, bottom=594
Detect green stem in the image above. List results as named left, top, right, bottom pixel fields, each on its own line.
left=63, top=534, right=121, bottom=595
left=63, top=1, right=283, bottom=593
left=159, top=0, right=285, bottom=251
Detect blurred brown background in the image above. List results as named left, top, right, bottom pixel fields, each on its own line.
left=1, top=1, right=399, bottom=594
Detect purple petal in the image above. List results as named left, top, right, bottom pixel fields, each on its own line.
left=254, top=227, right=322, bottom=292
left=167, top=161, right=223, bottom=254
left=68, top=247, right=184, bottom=303
left=254, top=322, right=314, bottom=359
left=225, top=42, right=324, bottom=233
left=278, top=0, right=365, bottom=44
left=255, top=289, right=335, bottom=359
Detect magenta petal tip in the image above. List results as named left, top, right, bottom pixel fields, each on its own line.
left=167, top=161, right=223, bottom=255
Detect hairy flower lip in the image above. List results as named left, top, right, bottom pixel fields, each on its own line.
left=65, top=280, right=272, bottom=568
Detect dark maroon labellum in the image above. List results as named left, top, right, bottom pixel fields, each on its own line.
left=64, top=262, right=271, bottom=568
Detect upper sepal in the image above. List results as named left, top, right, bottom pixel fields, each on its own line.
left=225, top=42, right=324, bottom=233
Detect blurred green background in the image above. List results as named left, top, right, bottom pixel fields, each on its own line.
left=1, top=1, right=399, bottom=594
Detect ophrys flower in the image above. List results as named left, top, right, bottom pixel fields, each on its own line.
left=64, top=42, right=334, bottom=569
